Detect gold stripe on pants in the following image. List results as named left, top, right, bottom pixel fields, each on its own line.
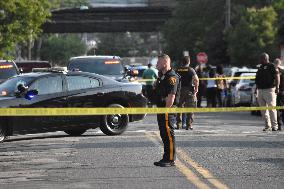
left=165, top=113, right=174, bottom=161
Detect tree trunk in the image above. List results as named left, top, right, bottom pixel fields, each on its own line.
left=35, top=37, right=42, bottom=60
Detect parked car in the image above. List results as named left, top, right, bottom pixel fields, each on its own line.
left=225, top=68, right=257, bottom=106
left=0, top=68, right=147, bottom=142
left=0, top=60, right=20, bottom=84
left=129, top=65, right=148, bottom=78
left=16, top=60, right=51, bottom=73
left=250, top=83, right=261, bottom=116
left=67, top=55, right=130, bottom=82
left=227, top=67, right=257, bottom=86
left=230, top=72, right=256, bottom=106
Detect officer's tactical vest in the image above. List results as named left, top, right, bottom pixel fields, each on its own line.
left=176, top=66, right=195, bottom=92
left=256, top=63, right=276, bottom=89
left=279, top=68, right=284, bottom=92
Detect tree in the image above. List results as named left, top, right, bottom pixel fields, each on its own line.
left=0, top=0, right=52, bottom=58
left=162, top=0, right=228, bottom=66
left=226, top=7, right=278, bottom=67
left=94, top=32, right=159, bottom=57
left=40, top=34, right=87, bottom=66
left=162, top=0, right=283, bottom=66
left=272, top=0, right=284, bottom=44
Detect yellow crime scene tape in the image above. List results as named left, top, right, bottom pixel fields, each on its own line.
left=198, top=76, right=255, bottom=81
left=0, top=106, right=283, bottom=116
left=136, top=76, right=256, bottom=82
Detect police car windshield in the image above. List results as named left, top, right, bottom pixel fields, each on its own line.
left=0, top=63, right=18, bottom=79
left=68, top=58, right=124, bottom=75
left=0, top=76, right=34, bottom=97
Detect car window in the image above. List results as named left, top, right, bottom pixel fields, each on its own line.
left=66, top=75, right=100, bottom=91
left=16, top=61, right=51, bottom=73
left=0, top=76, right=34, bottom=97
left=68, top=58, right=124, bottom=75
left=239, top=74, right=255, bottom=84
left=30, top=76, right=63, bottom=95
left=0, top=62, right=18, bottom=79
left=239, top=78, right=255, bottom=84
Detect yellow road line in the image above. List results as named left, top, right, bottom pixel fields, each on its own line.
left=176, top=159, right=211, bottom=189
left=145, top=132, right=211, bottom=189
left=177, top=149, right=230, bottom=189
left=152, top=131, right=230, bottom=189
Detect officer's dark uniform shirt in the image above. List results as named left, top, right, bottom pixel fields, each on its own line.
left=176, top=66, right=196, bottom=92
left=279, top=67, right=284, bottom=92
left=256, top=63, right=278, bottom=89
left=155, top=69, right=180, bottom=107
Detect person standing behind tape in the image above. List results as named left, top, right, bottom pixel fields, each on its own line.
left=216, top=65, right=227, bottom=107
left=176, top=56, right=199, bottom=130
left=255, top=53, right=279, bottom=131
left=142, top=63, right=158, bottom=106
left=195, top=64, right=207, bottom=107
left=273, top=58, right=283, bottom=131
left=206, top=68, right=218, bottom=107
left=154, top=54, right=180, bottom=167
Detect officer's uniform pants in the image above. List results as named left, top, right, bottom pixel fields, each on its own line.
left=145, top=85, right=155, bottom=104
left=157, top=113, right=176, bottom=161
left=277, top=91, right=284, bottom=129
left=177, top=88, right=197, bottom=128
left=257, top=88, right=278, bottom=129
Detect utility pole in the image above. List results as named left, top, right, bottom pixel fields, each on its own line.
left=225, top=0, right=231, bottom=30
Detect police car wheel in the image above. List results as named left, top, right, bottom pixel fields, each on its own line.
left=0, top=124, right=7, bottom=143
left=100, top=104, right=129, bottom=136
left=64, top=129, right=87, bottom=136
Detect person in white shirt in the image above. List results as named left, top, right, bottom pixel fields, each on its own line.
left=206, top=69, right=217, bottom=107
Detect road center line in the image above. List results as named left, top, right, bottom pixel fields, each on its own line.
left=144, top=132, right=211, bottom=189
left=177, top=148, right=230, bottom=189
left=150, top=131, right=230, bottom=189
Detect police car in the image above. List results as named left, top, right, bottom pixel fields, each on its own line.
left=68, top=55, right=128, bottom=81
left=0, top=60, right=20, bottom=84
left=0, top=68, right=147, bottom=142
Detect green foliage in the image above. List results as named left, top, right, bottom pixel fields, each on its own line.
left=40, top=34, right=87, bottom=66
left=272, top=0, right=284, bottom=44
left=226, top=7, right=278, bottom=66
left=162, top=0, right=228, bottom=66
left=233, top=0, right=274, bottom=8
left=162, top=0, right=283, bottom=67
left=94, top=33, right=158, bottom=57
left=0, top=0, right=52, bottom=58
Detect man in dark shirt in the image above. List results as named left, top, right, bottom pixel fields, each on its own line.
left=176, top=56, right=199, bottom=130
left=154, top=54, right=180, bottom=167
left=255, top=53, right=279, bottom=131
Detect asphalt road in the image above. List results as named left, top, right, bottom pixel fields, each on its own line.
left=0, top=111, right=283, bottom=189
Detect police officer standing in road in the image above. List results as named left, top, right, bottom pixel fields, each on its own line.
left=255, top=53, right=279, bottom=131
left=154, top=54, right=180, bottom=167
left=176, top=56, right=199, bottom=130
